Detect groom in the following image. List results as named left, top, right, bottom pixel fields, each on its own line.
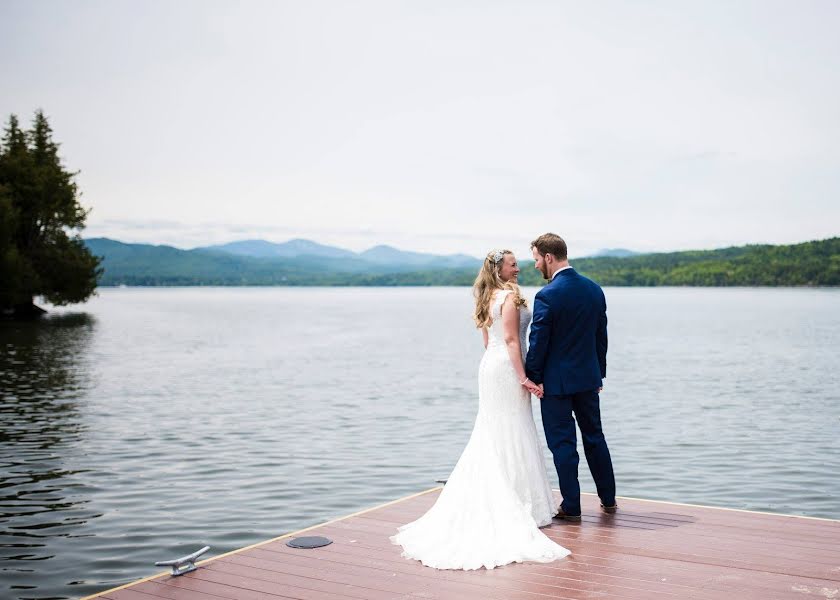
left=525, top=233, right=617, bottom=521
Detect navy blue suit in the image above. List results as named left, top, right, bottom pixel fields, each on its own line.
left=526, top=268, right=615, bottom=515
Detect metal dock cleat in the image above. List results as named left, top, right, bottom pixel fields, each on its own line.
left=155, top=546, right=210, bottom=576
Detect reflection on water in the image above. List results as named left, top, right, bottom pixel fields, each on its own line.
left=0, top=313, right=99, bottom=598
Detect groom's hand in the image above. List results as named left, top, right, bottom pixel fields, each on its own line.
left=524, top=380, right=543, bottom=398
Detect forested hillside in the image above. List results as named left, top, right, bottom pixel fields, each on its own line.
left=86, top=237, right=839, bottom=287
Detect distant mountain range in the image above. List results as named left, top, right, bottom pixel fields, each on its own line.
left=85, top=237, right=483, bottom=280
left=195, top=238, right=480, bottom=267
left=83, top=237, right=839, bottom=287
left=83, top=237, right=488, bottom=286
left=83, top=237, right=643, bottom=286
left=590, top=248, right=640, bottom=258
left=198, top=238, right=356, bottom=259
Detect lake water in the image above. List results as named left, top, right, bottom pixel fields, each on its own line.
left=1, top=287, right=838, bottom=599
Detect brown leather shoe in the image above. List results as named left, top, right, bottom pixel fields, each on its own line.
left=554, top=508, right=582, bottom=522
left=600, top=502, right=618, bottom=514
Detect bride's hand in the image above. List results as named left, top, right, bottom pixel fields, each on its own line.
left=522, top=379, right=543, bottom=398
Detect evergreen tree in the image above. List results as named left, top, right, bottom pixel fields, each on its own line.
left=0, top=110, right=101, bottom=318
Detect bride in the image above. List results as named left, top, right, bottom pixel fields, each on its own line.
left=390, top=249, right=570, bottom=570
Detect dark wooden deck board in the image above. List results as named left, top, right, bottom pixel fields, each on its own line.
left=86, top=488, right=840, bottom=600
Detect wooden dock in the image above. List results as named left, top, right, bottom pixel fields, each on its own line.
left=84, top=487, right=840, bottom=600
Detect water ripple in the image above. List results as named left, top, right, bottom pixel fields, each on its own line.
left=0, top=287, right=838, bottom=599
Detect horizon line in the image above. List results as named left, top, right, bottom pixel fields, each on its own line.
left=82, top=234, right=839, bottom=260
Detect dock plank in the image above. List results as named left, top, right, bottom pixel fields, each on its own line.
left=85, top=488, right=840, bottom=600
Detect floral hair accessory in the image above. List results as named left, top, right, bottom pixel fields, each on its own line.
left=491, top=250, right=505, bottom=264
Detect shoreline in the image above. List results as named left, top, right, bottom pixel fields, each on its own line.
left=92, top=283, right=840, bottom=289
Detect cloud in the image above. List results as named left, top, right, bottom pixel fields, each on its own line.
left=4, top=1, right=839, bottom=257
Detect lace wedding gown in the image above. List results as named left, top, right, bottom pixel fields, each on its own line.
left=390, top=290, right=570, bottom=570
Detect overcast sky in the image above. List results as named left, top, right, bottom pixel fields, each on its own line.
left=2, top=0, right=838, bottom=258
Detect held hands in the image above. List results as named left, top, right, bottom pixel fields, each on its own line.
left=520, top=377, right=544, bottom=399
left=525, top=381, right=543, bottom=398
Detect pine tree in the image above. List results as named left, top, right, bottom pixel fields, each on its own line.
left=0, top=110, right=101, bottom=318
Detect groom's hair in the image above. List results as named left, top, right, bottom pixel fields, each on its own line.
left=531, top=233, right=568, bottom=260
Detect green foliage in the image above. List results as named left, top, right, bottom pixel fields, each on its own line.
left=87, top=239, right=468, bottom=286
left=0, top=111, right=101, bottom=312
left=568, top=238, right=840, bottom=287
left=87, top=237, right=840, bottom=287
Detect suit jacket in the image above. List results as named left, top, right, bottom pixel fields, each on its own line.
left=525, top=268, right=607, bottom=395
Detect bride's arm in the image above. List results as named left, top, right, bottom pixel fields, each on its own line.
left=482, top=327, right=489, bottom=349
left=501, top=295, right=543, bottom=397
left=501, top=295, right=529, bottom=384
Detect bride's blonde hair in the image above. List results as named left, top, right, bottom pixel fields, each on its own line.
left=472, top=249, right=527, bottom=329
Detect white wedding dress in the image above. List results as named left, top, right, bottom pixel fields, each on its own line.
left=391, top=290, right=570, bottom=570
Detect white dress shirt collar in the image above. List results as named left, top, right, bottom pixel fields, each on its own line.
left=550, top=265, right=573, bottom=281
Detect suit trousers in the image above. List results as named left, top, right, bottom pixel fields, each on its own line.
left=540, top=389, right=616, bottom=515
